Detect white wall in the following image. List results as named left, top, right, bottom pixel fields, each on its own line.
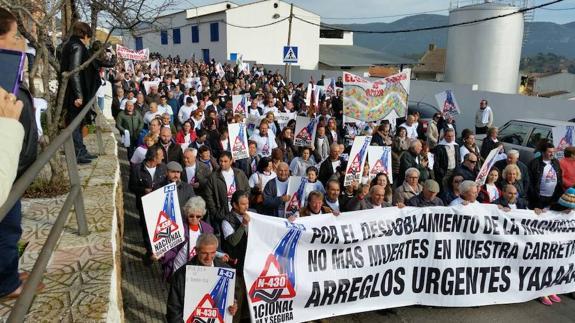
left=318, top=31, right=353, bottom=46
left=410, top=80, right=575, bottom=132
left=225, top=1, right=320, bottom=69
left=186, top=12, right=228, bottom=62
left=123, top=11, right=228, bottom=61
left=534, top=72, right=575, bottom=95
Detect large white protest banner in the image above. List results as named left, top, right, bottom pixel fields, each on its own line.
left=435, top=90, right=461, bottom=118
left=476, top=146, right=502, bottom=186
left=344, top=136, right=371, bottom=186
left=294, top=116, right=318, bottom=148
left=184, top=266, right=236, bottom=323
left=245, top=206, right=575, bottom=323
left=343, top=70, right=410, bottom=122
left=552, top=125, right=574, bottom=159
left=367, top=146, right=393, bottom=183
left=229, top=122, right=249, bottom=161
left=285, top=176, right=307, bottom=218
left=141, top=183, right=185, bottom=258
left=116, top=44, right=150, bottom=61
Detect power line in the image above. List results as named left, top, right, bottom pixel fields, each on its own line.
left=293, top=0, right=564, bottom=34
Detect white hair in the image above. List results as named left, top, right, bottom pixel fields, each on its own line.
left=508, top=150, right=520, bottom=158
left=405, top=167, right=420, bottom=178
left=185, top=148, right=197, bottom=157
left=183, top=196, right=207, bottom=216
left=459, top=180, right=478, bottom=194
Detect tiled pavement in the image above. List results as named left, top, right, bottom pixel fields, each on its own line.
left=0, top=125, right=122, bottom=322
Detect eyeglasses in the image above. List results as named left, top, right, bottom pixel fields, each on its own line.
left=187, top=215, right=202, bottom=219
left=407, top=176, right=419, bottom=179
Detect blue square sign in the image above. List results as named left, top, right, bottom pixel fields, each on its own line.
left=283, top=46, right=298, bottom=63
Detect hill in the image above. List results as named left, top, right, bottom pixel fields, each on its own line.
left=339, top=14, right=575, bottom=59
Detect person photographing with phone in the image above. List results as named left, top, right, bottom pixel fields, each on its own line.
left=0, top=7, right=40, bottom=299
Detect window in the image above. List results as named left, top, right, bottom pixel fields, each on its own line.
left=160, top=30, right=168, bottom=45
left=191, top=25, right=199, bottom=43
left=173, top=28, right=181, bottom=44
left=135, top=37, right=143, bottom=50
left=498, top=122, right=531, bottom=146
left=210, top=22, right=219, bottom=42
left=527, top=127, right=551, bottom=148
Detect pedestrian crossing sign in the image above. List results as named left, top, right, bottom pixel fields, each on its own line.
left=283, top=46, right=298, bottom=63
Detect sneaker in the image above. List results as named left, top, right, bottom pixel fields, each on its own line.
left=549, top=294, right=561, bottom=303
left=540, top=296, right=553, bottom=306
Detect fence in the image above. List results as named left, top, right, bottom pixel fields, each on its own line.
left=0, top=97, right=105, bottom=323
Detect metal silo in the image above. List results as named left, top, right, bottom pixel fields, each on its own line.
left=445, top=1, right=524, bottom=94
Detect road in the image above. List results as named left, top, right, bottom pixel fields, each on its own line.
left=118, top=145, right=575, bottom=323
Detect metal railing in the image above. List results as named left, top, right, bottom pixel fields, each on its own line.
left=0, top=97, right=105, bottom=323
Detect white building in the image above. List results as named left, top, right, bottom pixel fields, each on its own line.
left=121, top=0, right=411, bottom=72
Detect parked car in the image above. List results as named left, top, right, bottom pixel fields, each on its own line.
left=396, top=101, right=441, bottom=138
left=476, top=119, right=575, bottom=165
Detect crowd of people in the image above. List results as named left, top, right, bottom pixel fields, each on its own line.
left=1, top=8, right=575, bottom=320
left=102, top=53, right=575, bottom=319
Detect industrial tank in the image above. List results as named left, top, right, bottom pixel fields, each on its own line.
left=445, top=1, right=524, bottom=94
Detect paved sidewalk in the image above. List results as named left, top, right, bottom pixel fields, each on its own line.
left=0, top=129, right=121, bottom=322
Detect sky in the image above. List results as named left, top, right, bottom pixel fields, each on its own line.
left=165, top=0, right=575, bottom=24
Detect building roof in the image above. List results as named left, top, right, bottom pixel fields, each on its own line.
left=319, top=45, right=416, bottom=67
left=413, top=47, right=446, bottom=74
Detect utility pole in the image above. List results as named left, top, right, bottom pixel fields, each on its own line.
left=284, top=3, right=293, bottom=82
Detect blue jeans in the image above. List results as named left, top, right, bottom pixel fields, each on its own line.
left=0, top=200, right=22, bottom=297
left=72, top=124, right=87, bottom=158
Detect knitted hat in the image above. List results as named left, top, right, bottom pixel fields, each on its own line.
left=559, top=188, right=575, bottom=209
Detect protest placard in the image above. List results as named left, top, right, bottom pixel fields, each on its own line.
left=343, top=70, right=410, bottom=122
left=142, top=81, right=160, bottom=95
left=276, top=112, right=296, bottom=130
left=476, top=146, right=503, bottom=185
left=232, top=95, right=248, bottom=116
left=367, top=146, right=393, bottom=183
left=344, top=136, right=371, bottom=186
left=245, top=206, right=575, bottom=323
left=124, top=60, right=134, bottom=75
left=435, top=90, right=461, bottom=117
left=183, top=266, right=236, bottom=323
left=305, top=83, right=319, bottom=107
left=552, top=125, right=574, bottom=159
left=141, top=183, right=185, bottom=258
left=216, top=63, right=225, bottom=78
left=229, top=122, right=249, bottom=161
left=150, top=60, right=160, bottom=75
left=294, top=116, right=318, bottom=148
left=285, top=176, right=307, bottom=218
left=116, top=44, right=150, bottom=61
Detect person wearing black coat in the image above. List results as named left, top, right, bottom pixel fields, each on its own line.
left=234, top=141, right=260, bottom=179
left=60, top=22, right=115, bottom=163
left=433, top=130, right=461, bottom=187
left=128, top=146, right=168, bottom=263
left=154, top=127, right=184, bottom=166
left=318, top=144, right=343, bottom=187
left=480, top=127, right=499, bottom=159
left=166, top=234, right=237, bottom=323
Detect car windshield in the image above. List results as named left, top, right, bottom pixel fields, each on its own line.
left=498, top=122, right=531, bottom=146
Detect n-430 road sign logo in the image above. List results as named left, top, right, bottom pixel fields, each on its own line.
left=249, top=223, right=305, bottom=303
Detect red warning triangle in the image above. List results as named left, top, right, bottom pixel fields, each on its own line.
left=187, top=293, right=223, bottom=323
left=249, top=254, right=296, bottom=302
left=153, top=211, right=179, bottom=242
left=347, top=153, right=362, bottom=175
left=296, top=128, right=311, bottom=141
left=233, top=136, right=246, bottom=151
left=371, top=159, right=386, bottom=174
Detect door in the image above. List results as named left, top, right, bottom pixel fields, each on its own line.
left=202, top=49, right=210, bottom=64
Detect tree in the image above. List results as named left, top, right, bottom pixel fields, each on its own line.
left=1, top=0, right=176, bottom=188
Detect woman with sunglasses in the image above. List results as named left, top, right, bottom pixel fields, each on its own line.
left=158, top=196, right=228, bottom=281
